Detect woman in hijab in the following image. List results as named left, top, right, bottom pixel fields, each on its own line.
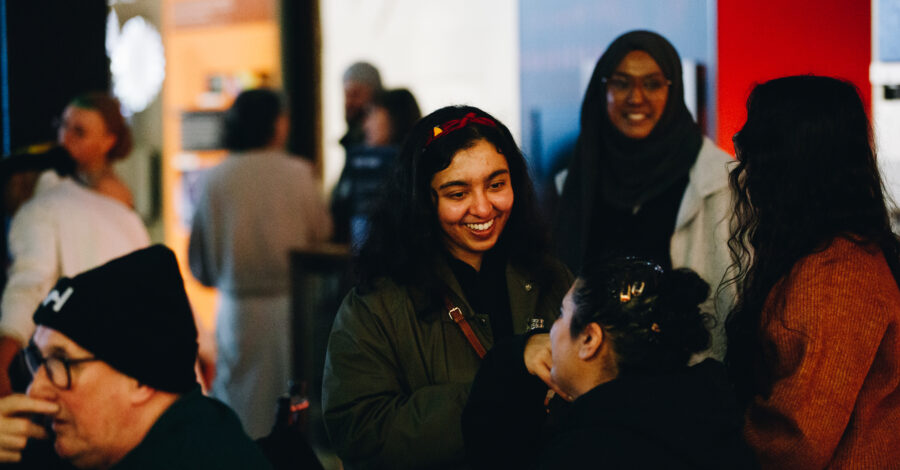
left=554, top=30, right=733, bottom=360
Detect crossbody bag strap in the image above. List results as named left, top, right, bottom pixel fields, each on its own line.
left=444, top=295, right=487, bottom=359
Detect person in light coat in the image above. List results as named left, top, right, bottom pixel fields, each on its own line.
left=554, top=30, right=733, bottom=360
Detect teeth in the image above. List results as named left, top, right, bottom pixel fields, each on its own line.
left=627, top=113, right=646, bottom=121
left=466, top=219, right=494, bottom=231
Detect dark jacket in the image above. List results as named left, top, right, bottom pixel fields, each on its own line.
left=4, top=387, right=272, bottom=470
left=463, top=337, right=756, bottom=470
left=322, top=255, right=572, bottom=469
left=330, top=145, right=398, bottom=244
left=111, top=387, right=273, bottom=470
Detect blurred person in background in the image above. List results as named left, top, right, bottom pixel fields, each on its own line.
left=55, top=92, right=135, bottom=208
left=1, top=91, right=134, bottom=230
left=331, top=88, right=421, bottom=244
left=188, top=88, right=332, bottom=438
left=0, top=92, right=149, bottom=396
left=339, top=61, right=383, bottom=152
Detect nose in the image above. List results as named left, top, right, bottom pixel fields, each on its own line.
left=626, top=83, right=646, bottom=104
left=470, top=190, right=493, bottom=218
left=27, top=365, right=57, bottom=400
left=58, top=127, right=75, bottom=149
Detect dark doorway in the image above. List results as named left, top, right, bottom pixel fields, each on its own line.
left=1, top=0, right=109, bottom=154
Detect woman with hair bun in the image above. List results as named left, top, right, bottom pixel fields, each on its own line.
left=727, top=75, right=900, bottom=468
left=463, top=258, right=753, bottom=469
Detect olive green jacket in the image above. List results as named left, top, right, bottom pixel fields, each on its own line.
left=322, top=256, right=572, bottom=469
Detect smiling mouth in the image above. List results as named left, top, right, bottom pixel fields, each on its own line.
left=626, top=113, right=651, bottom=122
left=465, top=219, right=494, bottom=231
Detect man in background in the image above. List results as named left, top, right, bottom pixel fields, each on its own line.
left=340, top=61, right=383, bottom=151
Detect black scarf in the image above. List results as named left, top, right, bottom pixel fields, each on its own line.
left=577, top=30, right=702, bottom=210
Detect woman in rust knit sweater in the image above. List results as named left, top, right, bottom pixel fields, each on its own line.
left=726, top=75, right=900, bottom=469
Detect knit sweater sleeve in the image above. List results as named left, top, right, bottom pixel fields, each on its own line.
left=743, top=240, right=894, bottom=469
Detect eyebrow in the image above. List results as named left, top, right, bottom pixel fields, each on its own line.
left=610, top=71, right=667, bottom=79
left=30, top=339, right=70, bottom=357
left=437, top=169, right=510, bottom=190
left=47, top=346, right=71, bottom=357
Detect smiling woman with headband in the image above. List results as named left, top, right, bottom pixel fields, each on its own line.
left=322, top=105, right=572, bottom=469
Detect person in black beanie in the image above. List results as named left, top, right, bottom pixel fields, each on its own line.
left=0, top=245, right=272, bottom=470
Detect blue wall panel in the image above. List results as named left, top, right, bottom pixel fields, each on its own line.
left=879, top=0, right=900, bottom=61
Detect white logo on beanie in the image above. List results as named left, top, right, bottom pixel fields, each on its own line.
left=42, top=287, right=74, bottom=312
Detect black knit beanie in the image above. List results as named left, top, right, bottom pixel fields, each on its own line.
left=32, top=244, right=199, bottom=393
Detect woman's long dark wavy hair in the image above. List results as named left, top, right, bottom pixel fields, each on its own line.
left=725, top=75, right=900, bottom=402
left=354, top=105, right=551, bottom=299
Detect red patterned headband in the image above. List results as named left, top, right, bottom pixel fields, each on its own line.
left=424, top=112, right=497, bottom=147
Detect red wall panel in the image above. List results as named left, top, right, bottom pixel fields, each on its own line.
left=716, top=1, right=871, bottom=154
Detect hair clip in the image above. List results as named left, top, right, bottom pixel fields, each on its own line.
left=424, top=112, right=497, bottom=147
left=618, top=281, right=646, bottom=303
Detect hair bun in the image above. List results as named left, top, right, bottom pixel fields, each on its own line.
left=654, top=268, right=712, bottom=355
left=662, top=268, right=709, bottom=307
left=573, top=258, right=713, bottom=374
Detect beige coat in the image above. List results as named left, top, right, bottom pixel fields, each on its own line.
left=670, top=138, right=735, bottom=361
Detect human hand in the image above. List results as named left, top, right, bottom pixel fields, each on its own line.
left=523, top=333, right=568, bottom=399
left=0, top=394, right=58, bottom=462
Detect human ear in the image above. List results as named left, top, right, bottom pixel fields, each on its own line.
left=99, top=132, right=117, bottom=158
left=577, top=323, right=604, bottom=360
left=129, top=379, right=155, bottom=406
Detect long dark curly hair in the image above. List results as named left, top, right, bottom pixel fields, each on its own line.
left=354, top=105, right=551, bottom=299
left=725, top=75, right=900, bottom=402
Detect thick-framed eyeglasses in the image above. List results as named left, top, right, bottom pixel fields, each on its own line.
left=24, top=341, right=101, bottom=390
left=602, top=74, right=672, bottom=98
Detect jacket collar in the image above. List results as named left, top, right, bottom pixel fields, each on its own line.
left=409, top=254, right=541, bottom=334
left=674, top=138, right=733, bottom=230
